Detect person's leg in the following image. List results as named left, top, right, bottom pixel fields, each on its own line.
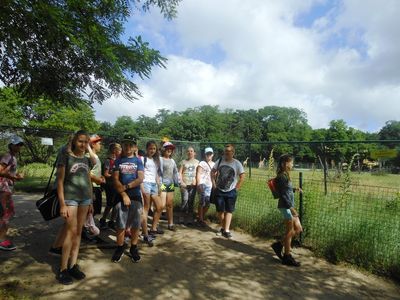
left=293, top=216, right=303, bottom=235
left=141, top=192, right=150, bottom=236
left=166, top=192, right=175, bottom=229
left=223, top=190, right=237, bottom=233
left=93, top=187, right=102, bottom=216
left=52, top=222, right=67, bottom=249
left=187, top=186, right=196, bottom=223
left=150, top=194, right=163, bottom=232
left=223, top=212, right=233, bottom=232
left=283, top=219, right=294, bottom=256
left=60, top=206, right=78, bottom=271
left=180, top=186, right=189, bottom=223
left=68, top=205, right=89, bottom=267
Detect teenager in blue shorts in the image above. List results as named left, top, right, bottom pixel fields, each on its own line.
left=271, top=154, right=303, bottom=267
left=111, top=135, right=144, bottom=263
left=56, top=130, right=93, bottom=284
left=211, top=144, right=245, bottom=239
left=141, top=140, right=163, bottom=242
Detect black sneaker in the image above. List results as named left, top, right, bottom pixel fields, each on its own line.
left=48, top=247, right=62, bottom=256
left=216, top=228, right=225, bottom=236
left=271, top=241, right=283, bottom=260
left=282, top=254, right=301, bottom=267
left=99, top=218, right=107, bottom=230
left=111, top=245, right=125, bottom=263
left=143, top=235, right=154, bottom=247
left=167, top=224, right=176, bottom=232
left=129, top=245, right=141, bottom=262
left=68, top=264, right=86, bottom=280
left=149, top=228, right=164, bottom=235
left=58, top=269, right=73, bottom=285
left=223, top=231, right=232, bottom=239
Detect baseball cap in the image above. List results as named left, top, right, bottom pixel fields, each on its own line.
left=162, top=141, right=175, bottom=150
left=121, top=134, right=137, bottom=144
left=89, top=134, right=102, bottom=144
left=9, top=135, right=24, bottom=146
left=204, top=147, right=213, bottom=154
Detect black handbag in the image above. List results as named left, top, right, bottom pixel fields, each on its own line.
left=36, top=160, right=60, bottom=221
left=36, top=188, right=60, bottom=221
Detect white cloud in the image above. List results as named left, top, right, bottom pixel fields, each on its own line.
left=96, top=0, right=400, bottom=133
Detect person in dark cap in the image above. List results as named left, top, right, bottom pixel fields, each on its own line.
left=111, top=134, right=144, bottom=263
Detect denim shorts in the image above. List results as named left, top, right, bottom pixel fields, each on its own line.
left=279, top=208, right=293, bottom=220
left=143, top=182, right=159, bottom=195
left=198, top=184, right=212, bottom=207
left=65, top=198, right=92, bottom=207
left=215, top=189, right=237, bottom=213
left=115, top=196, right=143, bottom=230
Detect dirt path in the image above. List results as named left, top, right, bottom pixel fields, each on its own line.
left=0, top=193, right=399, bottom=299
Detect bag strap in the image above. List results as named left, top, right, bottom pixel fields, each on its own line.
left=44, top=154, right=68, bottom=196
left=44, top=160, right=57, bottom=196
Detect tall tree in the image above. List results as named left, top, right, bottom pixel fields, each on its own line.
left=0, top=0, right=181, bottom=106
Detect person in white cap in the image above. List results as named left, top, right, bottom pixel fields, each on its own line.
left=196, top=147, right=215, bottom=226
left=0, top=135, right=24, bottom=251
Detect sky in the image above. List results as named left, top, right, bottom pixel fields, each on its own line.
left=93, top=0, right=400, bottom=133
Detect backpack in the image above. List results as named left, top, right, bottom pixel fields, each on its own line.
left=267, top=177, right=280, bottom=199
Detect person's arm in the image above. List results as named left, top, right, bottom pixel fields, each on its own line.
left=113, top=170, right=131, bottom=206
left=179, top=162, right=186, bottom=188
left=196, top=164, right=203, bottom=192
left=236, top=172, right=245, bottom=190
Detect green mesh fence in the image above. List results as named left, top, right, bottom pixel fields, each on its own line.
left=1, top=126, right=400, bottom=279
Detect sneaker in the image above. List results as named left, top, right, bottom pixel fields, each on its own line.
left=58, top=269, right=73, bottom=285
left=216, top=228, right=225, bottom=236
left=223, top=231, right=232, bottom=239
left=282, top=254, right=301, bottom=267
left=99, top=218, right=107, bottom=230
left=0, top=239, right=16, bottom=251
left=196, top=220, right=207, bottom=227
left=48, top=247, right=62, bottom=256
left=111, top=245, right=125, bottom=263
left=143, top=235, right=154, bottom=247
left=167, top=224, right=176, bottom=232
left=129, top=245, right=141, bottom=262
left=149, top=228, right=164, bottom=235
left=68, top=264, right=86, bottom=280
left=271, top=241, right=283, bottom=260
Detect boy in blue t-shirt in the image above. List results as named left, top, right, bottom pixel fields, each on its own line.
left=111, top=135, right=144, bottom=263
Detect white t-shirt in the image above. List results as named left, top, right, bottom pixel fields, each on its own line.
left=198, top=160, right=215, bottom=187
left=143, top=157, right=157, bottom=183
left=212, top=158, right=244, bottom=192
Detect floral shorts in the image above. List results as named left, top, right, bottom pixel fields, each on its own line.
left=0, top=192, right=15, bottom=227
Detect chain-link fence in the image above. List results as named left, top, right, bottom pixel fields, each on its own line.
left=1, top=126, right=399, bottom=279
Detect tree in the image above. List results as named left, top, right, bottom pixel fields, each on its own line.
left=0, top=87, right=100, bottom=162
left=0, top=0, right=181, bottom=106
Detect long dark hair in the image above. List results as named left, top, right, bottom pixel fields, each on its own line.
left=146, top=140, right=160, bottom=168
left=276, top=154, right=293, bottom=179
left=71, top=130, right=89, bottom=152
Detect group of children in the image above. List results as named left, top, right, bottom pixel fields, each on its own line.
left=0, top=132, right=304, bottom=286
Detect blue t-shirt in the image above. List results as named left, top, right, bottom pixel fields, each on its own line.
left=113, top=156, right=144, bottom=198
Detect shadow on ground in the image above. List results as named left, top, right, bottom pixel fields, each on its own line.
left=1, top=193, right=399, bottom=300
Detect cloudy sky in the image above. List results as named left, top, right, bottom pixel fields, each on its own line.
left=93, top=0, right=400, bottom=133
